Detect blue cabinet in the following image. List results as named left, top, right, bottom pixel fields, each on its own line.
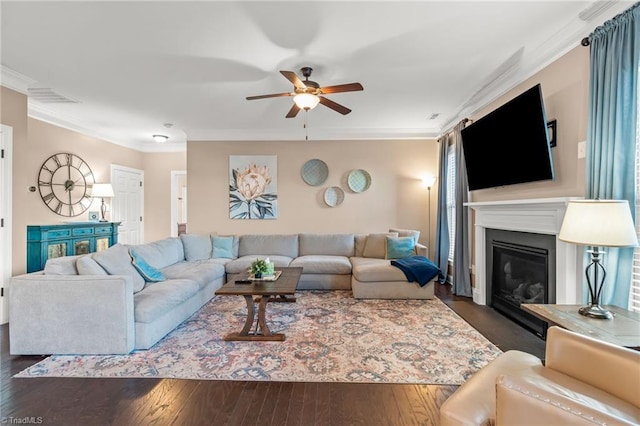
left=27, top=222, right=120, bottom=272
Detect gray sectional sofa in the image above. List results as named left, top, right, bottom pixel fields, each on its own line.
left=9, top=229, right=437, bottom=355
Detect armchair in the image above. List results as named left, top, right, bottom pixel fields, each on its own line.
left=440, top=326, right=640, bottom=425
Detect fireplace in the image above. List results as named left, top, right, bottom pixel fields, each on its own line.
left=486, top=229, right=556, bottom=337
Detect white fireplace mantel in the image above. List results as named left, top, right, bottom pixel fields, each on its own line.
left=466, top=197, right=583, bottom=306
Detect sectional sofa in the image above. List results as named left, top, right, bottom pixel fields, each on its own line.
left=9, top=229, right=438, bottom=355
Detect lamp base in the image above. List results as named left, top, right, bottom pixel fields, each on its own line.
left=578, top=304, right=614, bottom=319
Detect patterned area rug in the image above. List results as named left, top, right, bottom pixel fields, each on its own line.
left=16, top=291, right=502, bottom=384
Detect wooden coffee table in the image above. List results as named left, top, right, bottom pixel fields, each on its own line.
left=215, top=267, right=302, bottom=341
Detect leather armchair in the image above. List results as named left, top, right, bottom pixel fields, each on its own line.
left=440, top=326, right=640, bottom=425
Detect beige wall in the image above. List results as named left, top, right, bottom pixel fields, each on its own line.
left=187, top=140, right=439, bottom=251
left=1, top=86, right=186, bottom=275
left=143, top=152, right=187, bottom=243
left=468, top=45, right=589, bottom=202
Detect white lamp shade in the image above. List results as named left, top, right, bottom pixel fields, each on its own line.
left=559, top=199, right=638, bottom=247
left=91, top=183, right=114, bottom=198
left=422, top=176, right=436, bottom=188
left=293, top=93, right=320, bottom=110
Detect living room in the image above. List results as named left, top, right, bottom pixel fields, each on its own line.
left=1, top=1, right=640, bottom=425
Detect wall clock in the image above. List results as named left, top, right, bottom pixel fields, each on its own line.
left=38, top=152, right=95, bottom=217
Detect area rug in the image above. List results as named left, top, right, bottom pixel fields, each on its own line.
left=15, top=291, right=502, bottom=384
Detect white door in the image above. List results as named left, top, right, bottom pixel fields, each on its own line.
left=0, top=125, right=13, bottom=324
left=111, top=165, right=144, bottom=244
left=170, top=170, right=187, bottom=237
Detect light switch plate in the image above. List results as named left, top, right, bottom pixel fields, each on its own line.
left=578, top=141, right=586, bottom=159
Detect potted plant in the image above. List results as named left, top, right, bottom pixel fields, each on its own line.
left=250, top=258, right=269, bottom=279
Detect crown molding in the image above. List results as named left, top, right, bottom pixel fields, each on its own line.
left=0, top=66, right=35, bottom=94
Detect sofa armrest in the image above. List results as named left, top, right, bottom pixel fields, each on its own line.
left=9, top=274, right=135, bottom=355
left=545, top=326, right=640, bottom=408
left=496, top=373, right=640, bottom=425
left=415, top=243, right=428, bottom=257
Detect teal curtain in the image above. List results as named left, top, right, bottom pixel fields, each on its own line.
left=585, top=3, right=639, bottom=307
left=434, top=134, right=450, bottom=283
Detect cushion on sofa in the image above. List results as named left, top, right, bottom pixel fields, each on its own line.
left=130, top=238, right=185, bottom=269
left=92, top=244, right=146, bottom=293
left=225, top=255, right=293, bottom=274
left=161, top=260, right=226, bottom=289
left=298, top=233, right=355, bottom=257
left=389, top=228, right=421, bottom=244
left=290, top=255, right=352, bottom=274
left=43, top=255, right=83, bottom=275
left=130, top=249, right=166, bottom=282
left=363, top=232, right=398, bottom=258
left=180, top=234, right=212, bottom=261
left=212, top=234, right=239, bottom=258
left=76, top=256, right=107, bottom=275
left=385, top=236, right=416, bottom=259
left=133, top=279, right=201, bottom=324
left=354, top=234, right=368, bottom=257
left=212, top=236, right=234, bottom=258
left=238, top=234, right=298, bottom=258
left=350, top=257, right=408, bottom=282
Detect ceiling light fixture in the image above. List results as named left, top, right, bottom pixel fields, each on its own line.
left=152, top=134, right=169, bottom=143
left=293, top=93, right=320, bottom=111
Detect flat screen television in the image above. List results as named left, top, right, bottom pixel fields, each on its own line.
left=460, top=84, right=554, bottom=191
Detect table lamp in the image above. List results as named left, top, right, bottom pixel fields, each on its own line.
left=91, top=183, right=114, bottom=222
left=558, top=199, right=638, bottom=319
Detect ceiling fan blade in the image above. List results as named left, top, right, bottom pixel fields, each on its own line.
left=319, top=82, right=363, bottom=94
left=246, top=92, right=292, bottom=100
left=286, top=103, right=301, bottom=118
left=319, top=96, right=352, bottom=115
left=280, top=70, right=307, bottom=89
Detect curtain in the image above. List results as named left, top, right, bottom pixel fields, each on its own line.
left=434, top=134, right=450, bottom=283
left=452, top=121, right=472, bottom=297
left=585, top=3, right=639, bottom=307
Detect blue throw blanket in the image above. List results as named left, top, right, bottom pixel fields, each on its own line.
left=391, top=255, right=442, bottom=287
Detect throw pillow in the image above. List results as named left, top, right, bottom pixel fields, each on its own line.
left=130, top=249, right=166, bottom=283
left=212, top=236, right=234, bottom=258
left=363, top=232, right=399, bottom=258
left=180, top=234, right=212, bottom=261
left=385, top=236, right=416, bottom=259
left=76, top=256, right=108, bottom=275
left=389, top=228, right=420, bottom=244
left=92, top=244, right=146, bottom=292
left=211, top=233, right=240, bottom=259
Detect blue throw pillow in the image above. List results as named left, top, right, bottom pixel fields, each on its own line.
left=212, top=236, right=234, bottom=258
left=385, top=236, right=416, bottom=259
left=130, top=249, right=166, bottom=282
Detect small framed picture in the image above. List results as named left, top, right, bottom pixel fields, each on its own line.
left=88, top=211, right=99, bottom=221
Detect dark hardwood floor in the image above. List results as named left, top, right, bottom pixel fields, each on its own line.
left=1, top=284, right=545, bottom=425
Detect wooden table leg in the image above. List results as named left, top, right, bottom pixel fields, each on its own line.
left=224, top=294, right=285, bottom=341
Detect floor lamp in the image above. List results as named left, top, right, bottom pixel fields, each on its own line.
left=558, top=199, right=638, bottom=319
left=423, top=176, right=437, bottom=256
left=91, top=183, right=114, bottom=222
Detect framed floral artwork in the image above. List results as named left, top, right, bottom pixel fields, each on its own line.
left=229, top=155, right=278, bottom=219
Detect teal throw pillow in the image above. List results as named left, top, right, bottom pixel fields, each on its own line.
left=385, top=236, right=416, bottom=259
left=212, top=236, right=234, bottom=258
left=130, top=249, right=166, bottom=282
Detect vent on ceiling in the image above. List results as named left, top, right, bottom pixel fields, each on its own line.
left=28, top=88, right=78, bottom=104
left=428, top=113, right=440, bottom=120
left=578, top=1, right=617, bottom=22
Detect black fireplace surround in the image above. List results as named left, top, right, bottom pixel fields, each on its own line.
left=486, top=229, right=556, bottom=338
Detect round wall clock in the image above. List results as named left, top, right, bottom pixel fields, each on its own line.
left=38, top=152, right=95, bottom=217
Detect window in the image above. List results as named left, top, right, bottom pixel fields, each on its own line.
left=446, top=143, right=456, bottom=262
left=630, top=113, right=640, bottom=312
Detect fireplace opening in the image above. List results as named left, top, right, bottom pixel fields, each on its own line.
left=486, top=229, right=556, bottom=338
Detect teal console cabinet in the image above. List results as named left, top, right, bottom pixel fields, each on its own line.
left=27, top=222, right=120, bottom=273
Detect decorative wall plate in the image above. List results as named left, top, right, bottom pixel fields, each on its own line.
left=347, top=169, right=372, bottom=193
left=301, top=159, right=329, bottom=186
left=323, top=186, right=345, bottom=207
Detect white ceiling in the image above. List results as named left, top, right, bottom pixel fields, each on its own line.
left=1, top=1, right=634, bottom=152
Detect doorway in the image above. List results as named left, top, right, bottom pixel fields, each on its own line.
left=111, top=165, right=144, bottom=244
left=0, top=125, right=13, bottom=324
left=171, top=170, right=187, bottom=237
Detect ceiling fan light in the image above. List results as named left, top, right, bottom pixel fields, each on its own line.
left=152, top=134, right=169, bottom=143
left=293, top=93, right=320, bottom=110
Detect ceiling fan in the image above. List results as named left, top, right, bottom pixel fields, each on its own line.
left=246, top=67, right=363, bottom=118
